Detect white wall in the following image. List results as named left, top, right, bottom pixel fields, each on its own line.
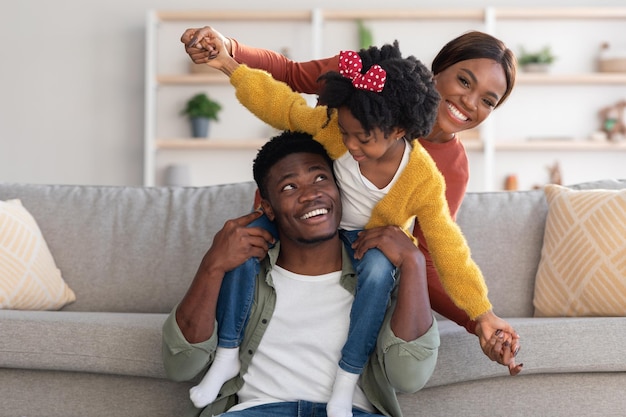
left=1, top=0, right=624, bottom=186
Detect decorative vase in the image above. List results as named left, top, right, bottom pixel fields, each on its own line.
left=190, top=117, right=210, bottom=138
left=164, top=164, right=191, bottom=186
left=521, top=63, right=551, bottom=73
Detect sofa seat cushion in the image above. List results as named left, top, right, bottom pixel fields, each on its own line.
left=425, top=317, right=626, bottom=389
left=0, top=310, right=169, bottom=379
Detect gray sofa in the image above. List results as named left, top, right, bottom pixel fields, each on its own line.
left=1, top=179, right=625, bottom=417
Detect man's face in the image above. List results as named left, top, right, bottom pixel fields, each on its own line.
left=261, top=152, right=341, bottom=245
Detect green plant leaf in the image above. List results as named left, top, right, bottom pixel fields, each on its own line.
left=357, top=20, right=373, bottom=50
left=181, top=93, right=222, bottom=121
left=518, top=46, right=557, bottom=65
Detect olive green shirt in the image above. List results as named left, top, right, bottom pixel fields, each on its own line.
left=162, top=243, right=440, bottom=417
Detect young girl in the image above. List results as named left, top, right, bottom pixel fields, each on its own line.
left=189, top=36, right=514, bottom=417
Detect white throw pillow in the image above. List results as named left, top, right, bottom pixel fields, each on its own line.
left=0, top=199, right=76, bottom=310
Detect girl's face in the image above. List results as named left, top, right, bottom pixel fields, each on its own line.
left=337, top=107, right=405, bottom=164
left=432, top=58, right=508, bottom=136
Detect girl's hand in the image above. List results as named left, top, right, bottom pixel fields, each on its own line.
left=180, top=26, right=233, bottom=64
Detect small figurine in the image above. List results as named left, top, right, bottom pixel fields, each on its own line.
left=547, top=161, right=562, bottom=185
left=504, top=174, right=518, bottom=191
left=532, top=161, right=562, bottom=190
left=599, top=100, right=626, bottom=141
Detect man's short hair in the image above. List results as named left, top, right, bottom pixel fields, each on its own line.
left=253, top=131, right=334, bottom=199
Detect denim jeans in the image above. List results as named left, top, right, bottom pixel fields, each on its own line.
left=216, top=213, right=277, bottom=348
left=220, top=401, right=385, bottom=416
left=338, top=229, right=396, bottom=374
left=216, top=223, right=396, bottom=375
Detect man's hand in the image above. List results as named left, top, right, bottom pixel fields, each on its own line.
left=175, top=210, right=274, bottom=343
left=475, top=311, right=523, bottom=376
left=352, top=226, right=432, bottom=341
left=200, top=210, right=275, bottom=277
left=351, top=226, right=417, bottom=268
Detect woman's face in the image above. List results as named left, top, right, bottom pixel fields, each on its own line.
left=433, top=58, right=508, bottom=136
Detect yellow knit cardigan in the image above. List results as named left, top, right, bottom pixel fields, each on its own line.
left=230, top=65, right=491, bottom=319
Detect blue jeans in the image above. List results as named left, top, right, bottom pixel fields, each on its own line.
left=216, top=213, right=277, bottom=348
left=220, top=401, right=385, bottom=416
left=338, top=229, right=396, bottom=374
left=217, top=223, right=396, bottom=376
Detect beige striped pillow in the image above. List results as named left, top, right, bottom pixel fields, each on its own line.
left=533, top=184, right=626, bottom=317
left=0, top=199, right=76, bottom=310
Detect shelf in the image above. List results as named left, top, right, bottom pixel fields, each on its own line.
left=495, top=7, right=626, bottom=19
left=517, top=73, right=626, bottom=85
left=155, top=10, right=313, bottom=22
left=322, top=9, right=484, bottom=20
left=158, top=8, right=626, bottom=22
left=464, top=140, right=626, bottom=152
left=496, top=140, right=626, bottom=151
left=157, top=139, right=626, bottom=152
left=156, top=139, right=268, bottom=150
left=157, top=74, right=231, bottom=85
left=156, top=72, right=626, bottom=86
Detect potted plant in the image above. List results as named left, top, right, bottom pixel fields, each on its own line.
left=181, top=92, right=222, bottom=138
left=357, top=20, right=373, bottom=50
left=518, top=46, right=557, bottom=73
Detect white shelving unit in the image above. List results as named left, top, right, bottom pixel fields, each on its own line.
left=144, top=10, right=318, bottom=187
left=145, top=7, right=626, bottom=190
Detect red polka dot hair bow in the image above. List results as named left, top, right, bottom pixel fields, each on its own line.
left=338, top=50, right=387, bottom=93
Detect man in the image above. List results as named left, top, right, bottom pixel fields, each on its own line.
left=162, top=131, right=440, bottom=417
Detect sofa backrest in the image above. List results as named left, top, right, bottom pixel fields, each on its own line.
left=3, top=178, right=625, bottom=317
left=456, top=188, right=547, bottom=317
left=456, top=178, right=626, bottom=318
left=0, top=182, right=257, bottom=313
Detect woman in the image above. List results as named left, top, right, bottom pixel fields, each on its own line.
left=181, top=27, right=522, bottom=376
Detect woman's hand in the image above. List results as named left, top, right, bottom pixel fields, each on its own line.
left=475, top=311, right=523, bottom=376
left=181, top=26, right=233, bottom=63
left=180, top=25, right=239, bottom=75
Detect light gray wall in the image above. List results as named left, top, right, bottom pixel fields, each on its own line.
left=0, top=0, right=623, bottom=186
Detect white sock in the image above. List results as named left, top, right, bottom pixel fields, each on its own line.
left=326, top=368, right=359, bottom=417
left=189, top=346, right=241, bottom=408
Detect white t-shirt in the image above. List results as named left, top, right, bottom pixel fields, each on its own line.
left=334, top=139, right=411, bottom=231
left=228, top=265, right=374, bottom=413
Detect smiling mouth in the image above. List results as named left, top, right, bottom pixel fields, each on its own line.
left=300, top=208, right=329, bottom=220
left=447, top=102, right=469, bottom=122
